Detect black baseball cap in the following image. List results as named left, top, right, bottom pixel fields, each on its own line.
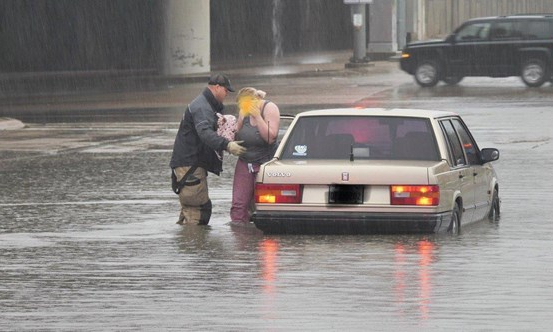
left=208, top=73, right=235, bottom=92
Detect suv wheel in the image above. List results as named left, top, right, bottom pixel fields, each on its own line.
left=414, top=60, right=440, bottom=87
left=521, top=59, right=548, bottom=87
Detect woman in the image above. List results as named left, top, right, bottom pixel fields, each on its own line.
left=230, top=87, right=280, bottom=224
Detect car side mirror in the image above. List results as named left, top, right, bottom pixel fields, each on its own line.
left=481, top=148, right=499, bottom=163
left=446, top=34, right=456, bottom=43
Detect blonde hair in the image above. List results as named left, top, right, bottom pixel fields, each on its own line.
left=236, top=87, right=266, bottom=100
left=236, top=87, right=266, bottom=116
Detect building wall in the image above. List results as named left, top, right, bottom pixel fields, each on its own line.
left=210, top=0, right=352, bottom=64
left=0, top=0, right=352, bottom=73
left=415, top=0, right=553, bottom=40
left=1, top=0, right=551, bottom=74
left=368, top=0, right=397, bottom=55
left=162, top=0, right=210, bottom=75
left=0, top=0, right=162, bottom=72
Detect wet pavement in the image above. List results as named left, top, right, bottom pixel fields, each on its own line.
left=1, top=52, right=553, bottom=331
left=0, top=51, right=399, bottom=118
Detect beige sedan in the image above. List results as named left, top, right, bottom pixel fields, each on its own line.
left=252, top=108, right=500, bottom=234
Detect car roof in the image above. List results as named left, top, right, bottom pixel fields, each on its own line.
left=296, top=108, right=457, bottom=120
left=466, top=14, right=553, bottom=22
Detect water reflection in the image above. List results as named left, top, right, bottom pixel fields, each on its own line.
left=393, top=239, right=437, bottom=321
left=418, top=240, right=434, bottom=320
left=258, top=235, right=438, bottom=325
left=259, top=238, right=279, bottom=322
left=260, top=238, right=278, bottom=294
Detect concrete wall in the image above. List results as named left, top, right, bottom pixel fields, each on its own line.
left=162, top=0, right=210, bottom=75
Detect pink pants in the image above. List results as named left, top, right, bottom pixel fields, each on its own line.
left=230, top=159, right=259, bottom=222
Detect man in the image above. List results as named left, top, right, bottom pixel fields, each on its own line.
left=170, top=73, right=246, bottom=225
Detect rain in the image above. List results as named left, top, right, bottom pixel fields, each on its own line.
left=1, top=1, right=553, bottom=331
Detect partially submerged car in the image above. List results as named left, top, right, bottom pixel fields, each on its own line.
left=252, top=108, right=500, bottom=234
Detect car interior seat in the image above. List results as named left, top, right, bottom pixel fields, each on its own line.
left=393, top=131, right=438, bottom=160
left=314, top=133, right=355, bottom=159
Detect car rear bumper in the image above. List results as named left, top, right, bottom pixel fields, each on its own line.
left=252, top=210, right=452, bottom=234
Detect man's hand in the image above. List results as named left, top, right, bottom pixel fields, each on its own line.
left=227, top=140, right=246, bottom=156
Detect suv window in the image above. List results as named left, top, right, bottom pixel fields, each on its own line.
left=525, top=20, right=553, bottom=40
left=489, top=21, right=524, bottom=40
left=455, top=22, right=491, bottom=41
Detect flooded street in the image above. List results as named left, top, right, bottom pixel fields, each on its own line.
left=1, top=75, right=553, bottom=331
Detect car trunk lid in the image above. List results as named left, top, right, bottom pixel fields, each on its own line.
left=259, top=159, right=440, bottom=185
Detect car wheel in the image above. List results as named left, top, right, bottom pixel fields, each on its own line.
left=414, top=60, right=440, bottom=87
left=521, top=59, right=548, bottom=87
left=487, top=188, right=500, bottom=221
left=447, top=203, right=461, bottom=235
left=442, top=76, right=463, bottom=86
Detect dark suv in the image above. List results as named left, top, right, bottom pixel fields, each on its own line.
left=400, top=14, right=553, bottom=87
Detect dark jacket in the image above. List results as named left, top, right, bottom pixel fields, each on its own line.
left=170, top=88, right=230, bottom=175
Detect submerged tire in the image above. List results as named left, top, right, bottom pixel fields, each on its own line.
left=521, top=59, right=548, bottom=87
left=448, top=203, right=461, bottom=235
left=414, top=60, right=440, bottom=87
left=488, top=188, right=500, bottom=221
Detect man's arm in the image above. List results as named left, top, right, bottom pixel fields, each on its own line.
left=189, top=106, right=228, bottom=152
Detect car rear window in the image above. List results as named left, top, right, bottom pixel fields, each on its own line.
left=525, top=20, right=553, bottom=40
left=280, top=116, right=439, bottom=161
left=489, top=21, right=524, bottom=40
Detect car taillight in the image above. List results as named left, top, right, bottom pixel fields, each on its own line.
left=255, top=184, right=302, bottom=204
left=391, top=185, right=439, bottom=206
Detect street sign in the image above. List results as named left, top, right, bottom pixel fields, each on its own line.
left=344, top=0, right=373, bottom=4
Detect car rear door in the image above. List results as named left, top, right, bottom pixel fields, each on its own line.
left=450, top=21, right=492, bottom=75
left=451, top=118, right=491, bottom=223
left=439, top=119, right=476, bottom=222
left=487, top=20, right=524, bottom=76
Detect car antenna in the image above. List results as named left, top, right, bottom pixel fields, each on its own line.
left=267, top=120, right=274, bottom=159
left=350, top=144, right=354, bottom=162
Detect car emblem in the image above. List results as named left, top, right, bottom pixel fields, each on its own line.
left=267, top=171, right=291, bottom=177
left=342, top=172, right=349, bottom=181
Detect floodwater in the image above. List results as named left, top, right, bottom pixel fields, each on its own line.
left=2, top=80, right=553, bottom=331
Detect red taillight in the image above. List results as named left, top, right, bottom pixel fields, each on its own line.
left=391, top=185, right=439, bottom=206
left=255, top=184, right=302, bottom=204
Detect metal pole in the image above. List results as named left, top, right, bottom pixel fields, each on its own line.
left=345, top=0, right=372, bottom=68
left=352, top=4, right=367, bottom=62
